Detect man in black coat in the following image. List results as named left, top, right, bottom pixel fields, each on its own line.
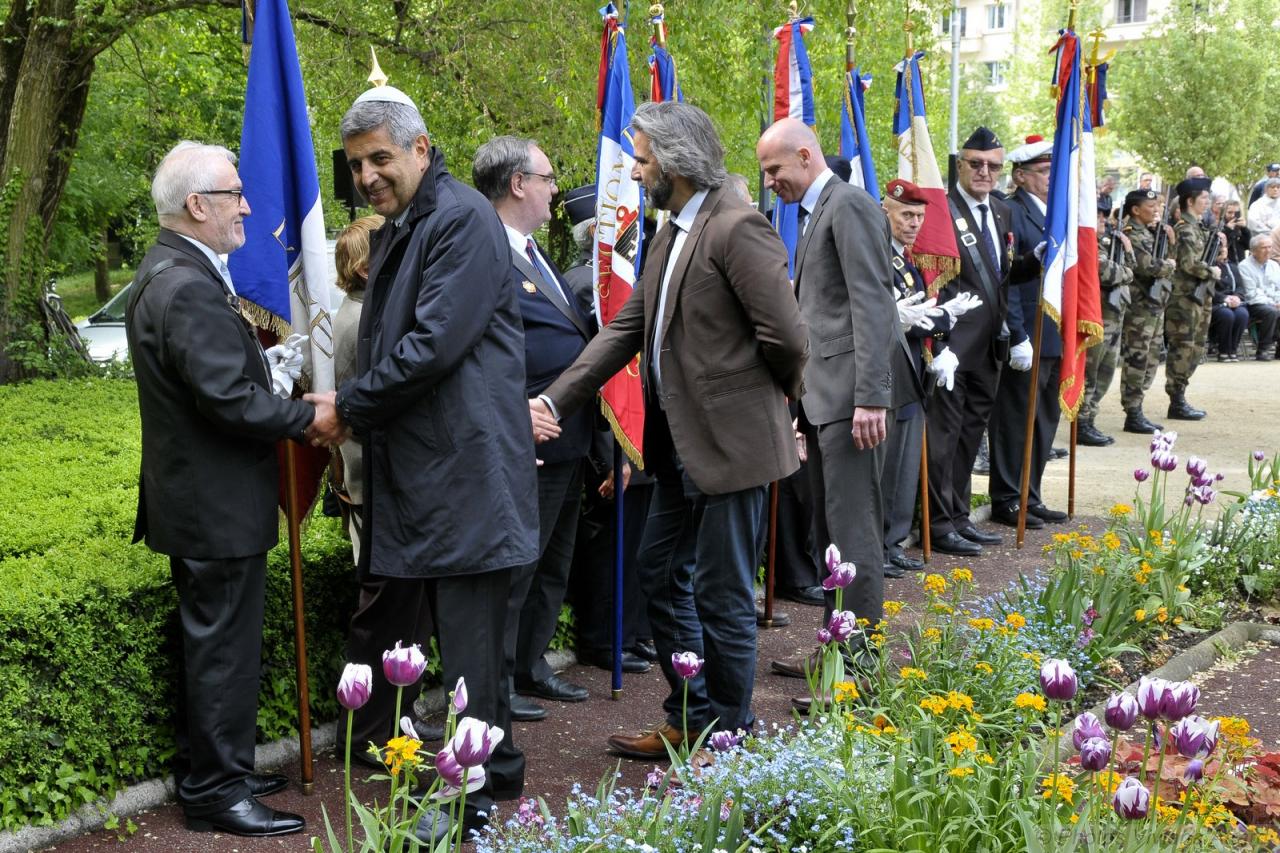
left=927, top=127, right=1039, bottom=557
left=987, top=136, right=1068, bottom=529
left=473, top=137, right=600, bottom=722
left=127, top=142, right=336, bottom=837
left=307, top=88, right=538, bottom=842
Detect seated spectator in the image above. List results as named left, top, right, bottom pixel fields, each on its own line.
left=1249, top=163, right=1280, bottom=205
left=1209, top=239, right=1250, bottom=361
left=1237, top=234, right=1280, bottom=361
left=1247, top=179, right=1280, bottom=235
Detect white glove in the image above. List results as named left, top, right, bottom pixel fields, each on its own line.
left=896, top=291, right=939, bottom=332
left=939, top=292, right=982, bottom=324
left=1033, top=241, right=1048, bottom=262
left=1009, top=339, right=1034, bottom=372
left=927, top=346, right=959, bottom=391
left=264, top=333, right=308, bottom=397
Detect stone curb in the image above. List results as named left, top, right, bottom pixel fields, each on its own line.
left=1051, top=621, right=1280, bottom=759
left=0, top=648, right=578, bottom=853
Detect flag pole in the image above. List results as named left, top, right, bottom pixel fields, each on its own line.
left=1015, top=272, right=1045, bottom=549
left=612, top=442, right=625, bottom=699
left=282, top=440, right=316, bottom=792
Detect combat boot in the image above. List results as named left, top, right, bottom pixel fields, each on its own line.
left=1077, top=420, right=1114, bottom=447
left=1123, top=408, right=1163, bottom=434
left=1167, top=395, right=1206, bottom=421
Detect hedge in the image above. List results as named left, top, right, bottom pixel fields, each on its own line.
left=0, top=379, right=358, bottom=831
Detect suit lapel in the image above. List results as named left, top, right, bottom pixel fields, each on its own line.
left=655, top=188, right=719, bottom=341
left=794, top=180, right=837, bottom=285
left=514, top=246, right=591, bottom=338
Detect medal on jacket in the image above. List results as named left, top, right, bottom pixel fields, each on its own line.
left=522, top=280, right=537, bottom=294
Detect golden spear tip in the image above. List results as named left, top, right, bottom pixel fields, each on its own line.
left=368, top=47, right=388, bottom=88
left=788, top=0, right=799, bottom=21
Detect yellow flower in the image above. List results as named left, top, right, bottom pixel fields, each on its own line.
left=383, top=735, right=422, bottom=776
left=1021, top=651, right=1042, bottom=664
left=973, top=661, right=994, bottom=675
left=1135, top=609, right=1146, bottom=622
left=923, top=573, right=947, bottom=596
left=948, top=766, right=974, bottom=778
left=883, top=600, right=905, bottom=618
left=949, top=567, right=974, bottom=584
left=1109, top=503, right=1132, bottom=516
left=1069, top=813, right=1080, bottom=824
left=1093, top=565, right=1106, bottom=576
left=922, top=627, right=942, bottom=642
left=944, top=725, right=978, bottom=755
left=1102, top=531, right=1122, bottom=550
left=1014, top=692, right=1046, bottom=712
left=967, top=617, right=995, bottom=631
left=833, top=680, right=860, bottom=702
left=932, top=602, right=955, bottom=615
left=920, top=695, right=950, bottom=715
left=899, top=667, right=927, bottom=680
left=1096, top=770, right=1123, bottom=794
left=1040, top=773, right=1076, bottom=805
left=1004, top=612, right=1027, bottom=630
left=1213, top=716, right=1251, bottom=738
left=1156, top=606, right=1169, bottom=623
left=977, top=753, right=995, bottom=765
left=946, top=691, right=974, bottom=713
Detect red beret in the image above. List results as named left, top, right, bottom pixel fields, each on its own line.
left=884, top=179, right=929, bottom=205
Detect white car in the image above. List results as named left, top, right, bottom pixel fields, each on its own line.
left=76, top=241, right=343, bottom=364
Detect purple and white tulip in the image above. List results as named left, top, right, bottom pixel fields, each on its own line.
left=1170, top=715, right=1219, bottom=759
left=1158, top=680, right=1199, bottom=721
left=671, top=651, right=705, bottom=680
left=1136, top=676, right=1170, bottom=720
left=1113, top=777, right=1151, bottom=819
left=1080, top=737, right=1112, bottom=772
left=1072, top=712, right=1107, bottom=750
left=1039, top=658, right=1078, bottom=702
left=336, top=663, right=373, bottom=711
left=382, top=641, right=427, bottom=687
left=450, top=717, right=505, bottom=768
left=1104, top=692, right=1140, bottom=731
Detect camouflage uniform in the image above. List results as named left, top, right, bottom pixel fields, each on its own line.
left=1120, top=221, right=1174, bottom=413
left=1164, top=212, right=1217, bottom=397
left=1081, top=226, right=1134, bottom=422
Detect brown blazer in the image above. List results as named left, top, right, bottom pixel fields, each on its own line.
left=544, top=186, right=808, bottom=495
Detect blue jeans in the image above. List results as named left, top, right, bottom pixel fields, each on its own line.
left=637, top=465, right=766, bottom=734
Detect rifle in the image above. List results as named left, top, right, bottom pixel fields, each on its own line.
left=1152, top=186, right=1175, bottom=264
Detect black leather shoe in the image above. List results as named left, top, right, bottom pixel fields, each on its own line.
left=777, top=584, right=825, bottom=606
left=577, top=648, right=652, bottom=673
left=414, top=807, right=483, bottom=846
left=932, top=531, right=983, bottom=556
left=757, top=605, right=790, bottom=627
left=1028, top=504, right=1068, bottom=523
left=958, top=525, right=1003, bottom=545
left=888, top=553, right=925, bottom=571
left=1077, top=421, right=1114, bottom=447
left=1050, top=446, right=1069, bottom=460
left=1123, top=409, right=1163, bottom=434
left=1167, top=396, right=1206, bottom=420
left=883, top=563, right=905, bottom=579
left=510, top=693, right=548, bottom=721
left=629, top=639, right=658, bottom=662
left=972, top=447, right=990, bottom=475
left=990, top=505, right=1043, bottom=529
left=186, top=797, right=304, bottom=837
left=516, top=674, right=589, bottom=703
left=246, top=773, right=288, bottom=798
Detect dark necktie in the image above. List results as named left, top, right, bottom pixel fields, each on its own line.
left=797, top=206, right=810, bottom=237
left=976, top=203, right=1000, bottom=272
left=526, top=238, right=569, bottom=305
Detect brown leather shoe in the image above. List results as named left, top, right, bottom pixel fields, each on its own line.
left=791, top=693, right=834, bottom=713
left=770, top=648, right=822, bottom=679
left=606, top=723, right=686, bottom=760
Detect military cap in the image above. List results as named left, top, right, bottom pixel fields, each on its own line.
left=1268, top=163, right=1280, bottom=172
left=562, top=183, right=596, bottom=225
left=825, top=155, right=852, bottom=184
left=884, top=179, right=929, bottom=205
left=1122, top=188, right=1159, bottom=214
left=961, top=126, right=1002, bottom=151
left=1007, top=134, right=1052, bottom=165
left=1175, top=177, right=1212, bottom=200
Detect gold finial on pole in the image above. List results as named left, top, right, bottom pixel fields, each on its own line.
left=845, top=0, right=857, bottom=71
left=904, top=0, right=916, bottom=55
left=788, top=0, right=800, bottom=23
left=650, top=3, right=666, bottom=46
left=368, top=47, right=388, bottom=88
left=1067, top=0, right=1079, bottom=32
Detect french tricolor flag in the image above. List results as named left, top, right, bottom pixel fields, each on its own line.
left=770, top=16, right=815, bottom=277
left=1042, top=29, right=1104, bottom=417
left=840, top=70, right=879, bottom=201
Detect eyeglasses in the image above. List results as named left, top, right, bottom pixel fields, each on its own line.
left=521, top=171, right=558, bottom=186
left=961, top=158, right=1004, bottom=174
left=196, top=189, right=245, bottom=203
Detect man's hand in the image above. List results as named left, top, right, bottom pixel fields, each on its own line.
left=529, top=398, right=562, bottom=444
left=895, top=291, right=938, bottom=332
left=1117, top=231, right=1134, bottom=253
left=1009, top=339, right=1034, bottom=372
left=1209, top=266, right=1222, bottom=281
left=927, top=346, right=959, bottom=391
left=1160, top=259, right=1176, bottom=278
left=851, top=406, right=887, bottom=451
left=598, top=462, right=632, bottom=499
left=1226, top=294, right=1241, bottom=308
left=940, top=292, right=982, bottom=324
left=303, top=390, right=348, bottom=448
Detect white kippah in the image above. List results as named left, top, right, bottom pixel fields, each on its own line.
left=353, top=85, right=419, bottom=111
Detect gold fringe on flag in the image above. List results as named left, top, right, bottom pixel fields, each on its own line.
left=599, top=396, right=645, bottom=470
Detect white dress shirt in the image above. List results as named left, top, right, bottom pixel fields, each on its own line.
left=798, top=168, right=835, bottom=235
left=1239, top=255, right=1280, bottom=305
left=956, top=185, right=1002, bottom=264
left=651, top=189, right=709, bottom=397
left=178, top=234, right=236, bottom=295
left=505, top=224, right=570, bottom=304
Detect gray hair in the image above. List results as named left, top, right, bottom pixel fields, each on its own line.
left=571, top=218, right=594, bottom=254
left=726, top=173, right=752, bottom=204
left=1267, top=178, right=1280, bottom=189
left=630, top=101, right=727, bottom=191
left=151, top=141, right=237, bottom=218
left=472, top=135, right=537, bottom=201
left=1251, top=233, right=1273, bottom=249
left=340, top=100, right=428, bottom=149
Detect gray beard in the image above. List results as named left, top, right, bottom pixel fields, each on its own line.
left=650, top=173, right=674, bottom=211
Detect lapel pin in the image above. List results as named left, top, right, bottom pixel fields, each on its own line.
left=522, top=281, right=537, bottom=293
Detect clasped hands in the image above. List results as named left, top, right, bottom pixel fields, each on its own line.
left=302, top=390, right=349, bottom=448
left=896, top=291, right=983, bottom=333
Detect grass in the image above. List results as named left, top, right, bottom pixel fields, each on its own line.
left=54, top=267, right=135, bottom=321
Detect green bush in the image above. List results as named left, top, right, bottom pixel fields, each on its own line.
left=0, top=378, right=358, bottom=831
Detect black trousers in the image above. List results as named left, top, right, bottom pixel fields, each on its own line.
left=345, top=566, right=522, bottom=812
left=506, top=459, right=584, bottom=686
left=771, top=462, right=821, bottom=591
left=170, top=553, right=266, bottom=817
left=881, top=407, right=924, bottom=559
left=927, top=361, right=1000, bottom=538
left=1248, top=303, right=1279, bottom=350
left=987, top=357, right=1061, bottom=511
left=570, top=477, right=654, bottom=655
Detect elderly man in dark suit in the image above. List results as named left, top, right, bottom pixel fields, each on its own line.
left=755, top=120, right=920, bottom=685
left=532, top=101, right=808, bottom=757
left=473, top=136, right=600, bottom=725
left=305, top=87, right=538, bottom=842
left=987, top=136, right=1068, bottom=529
left=927, top=127, right=1039, bottom=557
left=127, top=141, right=339, bottom=837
